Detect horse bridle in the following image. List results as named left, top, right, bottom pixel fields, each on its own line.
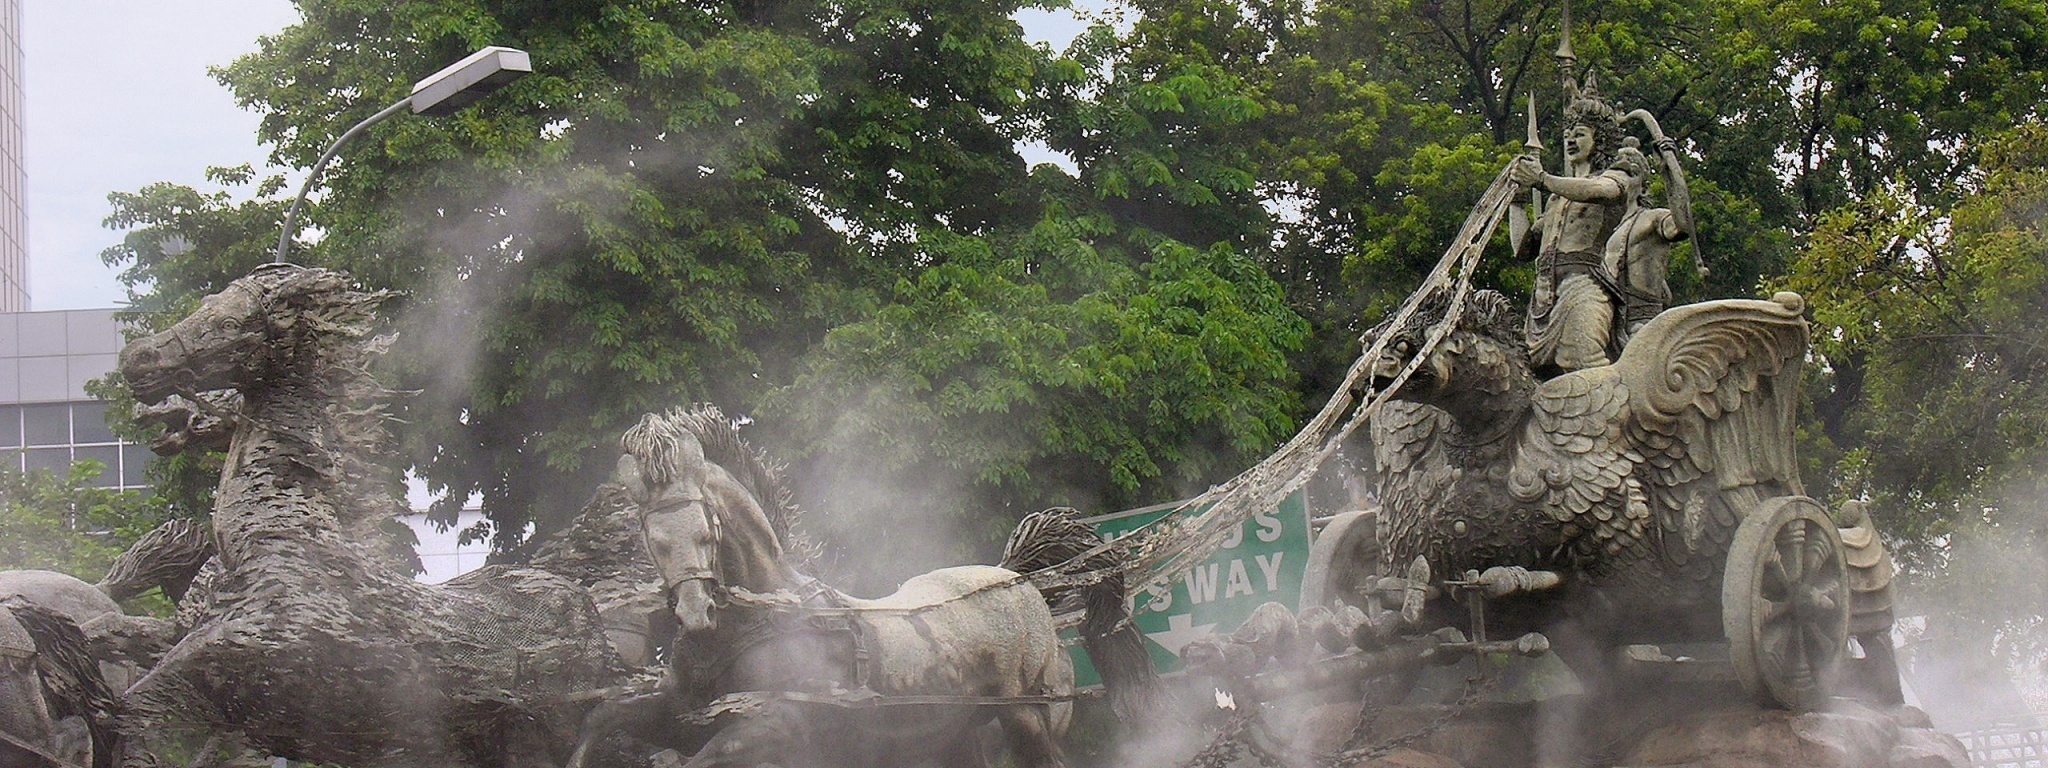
left=646, top=495, right=730, bottom=609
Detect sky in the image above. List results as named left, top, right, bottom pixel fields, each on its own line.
left=20, top=2, right=1095, bottom=312
left=24, top=0, right=300, bottom=310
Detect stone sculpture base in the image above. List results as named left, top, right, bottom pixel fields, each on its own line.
left=1622, top=702, right=1968, bottom=768
left=1290, top=698, right=1967, bottom=768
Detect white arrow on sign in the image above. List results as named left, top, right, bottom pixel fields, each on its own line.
left=1144, top=613, right=1217, bottom=658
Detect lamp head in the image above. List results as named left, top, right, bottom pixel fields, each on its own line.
left=409, top=46, right=531, bottom=117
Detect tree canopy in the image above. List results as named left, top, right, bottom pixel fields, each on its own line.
left=97, top=0, right=2048, bottom=617
left=1784, top=122, right=2048, bottom=663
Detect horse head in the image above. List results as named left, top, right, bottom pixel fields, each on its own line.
left=1363, top=289, right=1532, bottom=422
left=620, top=408, right=800, bottom=639
left=621, top=411, right=724, bottom=635
left=119, top=264, right=389, bottom=412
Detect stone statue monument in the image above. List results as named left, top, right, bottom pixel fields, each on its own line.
left=116, top=265, right=627, bottom=768
left=1258, top=3, right=1953, bottom=765
left=1510, top=10, right=1631, bottom=376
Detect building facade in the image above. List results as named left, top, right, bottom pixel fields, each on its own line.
left=0, top=309, right=151, bottom=489
left=0, top=0, right=24, bottom=312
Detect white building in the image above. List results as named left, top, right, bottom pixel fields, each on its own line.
left=0, top=308, right=152, bottom=489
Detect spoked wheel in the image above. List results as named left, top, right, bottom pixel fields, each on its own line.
left=1302, top=509, right=1379, bottom=611
left=1723, top=496, right=1850, bottom=711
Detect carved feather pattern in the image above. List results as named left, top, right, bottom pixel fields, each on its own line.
left=1369, top=401, right=1452, bottom=576
left=1373, top=295, right=1810, bottom=604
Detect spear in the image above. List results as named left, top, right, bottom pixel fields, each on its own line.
left=1556, top=0, right=1578, bottom=96
left=1511, top=92, right=1544, bottom=256
left=1556, top=0, right=1575, bottom=65
left=1526, top=91, right=1544, bottom=211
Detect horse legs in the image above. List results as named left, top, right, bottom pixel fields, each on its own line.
left=938, top=723, right=991, bottom=768
left=993, top=705, right=1066, bottom=768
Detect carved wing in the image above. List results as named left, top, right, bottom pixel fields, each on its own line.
left=1513, top=294, right=1809, bottom=576
left=1617, top=294, right=1809, bottom=569
left=1511, top=367, right=1651, bottom=572
left=1369, top=401, right=1455, bottom=573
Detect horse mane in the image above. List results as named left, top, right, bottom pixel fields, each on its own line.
left=633, top=404, right=818, bottom=566
left=98, top=518, right=216, bottom=603
left=232, top=265, right=413, bottom=566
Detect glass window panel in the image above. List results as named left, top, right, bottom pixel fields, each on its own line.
left=0, top=405, right=18, bottom=447
left=75, top=445, right=119, bottom=487
left=23, top=447, right=69, bottom=475
left=72, top=402, right=116, bottom=444
left=22, top=404, right=68, bottom=446
left=120, top=445, right=151, bottom=487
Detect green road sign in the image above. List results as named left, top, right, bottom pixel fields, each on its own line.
left=1069, top=490, right=1310, bottom=686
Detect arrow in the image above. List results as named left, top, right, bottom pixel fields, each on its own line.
left=1145, top=613, right=1218, bottom=658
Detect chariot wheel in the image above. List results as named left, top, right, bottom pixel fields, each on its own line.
left=1301, top=509, right=1378, bottom=611
left=1723, top=496, right=1851, bottom=711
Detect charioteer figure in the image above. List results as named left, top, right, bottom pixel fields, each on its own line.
left=1509, top=73, right=1630, bottom=376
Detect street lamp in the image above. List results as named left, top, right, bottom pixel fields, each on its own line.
left=273, top=46, right=533, bottom=263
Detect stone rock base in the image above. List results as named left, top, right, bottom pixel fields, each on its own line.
left=1291, top=701, right=1535, bottom=768
left=1284, top=697, right=1966, bottom=768
left=1623, top=702, right=1969, bottom=768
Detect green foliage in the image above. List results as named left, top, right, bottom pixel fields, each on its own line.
left=1784, top=122, right=2048, bottom=660
left=93, top=0, right=2048, bottom=611
left=776, top=178, right=1305, bottom=580
left=101, top=0, right=1306, bottom=572
left=0, top=461, right=169, bottom=578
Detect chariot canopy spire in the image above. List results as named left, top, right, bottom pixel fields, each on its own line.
left=1556, top=0, right=1580, bottom=100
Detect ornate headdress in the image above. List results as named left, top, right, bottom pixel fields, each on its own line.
left=1555, top=0, right=1622, bottom=170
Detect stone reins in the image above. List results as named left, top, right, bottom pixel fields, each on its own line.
left=643, top=495, right=731, bottom=610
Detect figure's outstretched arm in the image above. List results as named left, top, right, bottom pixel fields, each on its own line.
left=1534, top=172, right=1624, bottom=204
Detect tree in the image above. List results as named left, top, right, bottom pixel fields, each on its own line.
left=102, top=0, right=1306, bottom=573
left=100, top=0, right=1055, bottom=551
left=774, top=174, right=1306, bottom=583
left=1229, top=0, right=2048, bottom=390
left=772, top=0, right=1314, bottom=578
left=1784, top=121, right=2048, bottom=664
left=0, top=461, right=169, bottom=579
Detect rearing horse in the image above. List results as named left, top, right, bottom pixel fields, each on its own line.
left=581, top=406, right=1081, bottom=768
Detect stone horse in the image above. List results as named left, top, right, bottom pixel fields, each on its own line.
left=0, top=598, right=114, bottom=768
left=570, top=406, right=1137, bottom=768
left=117, top=264, right=626, bottom=768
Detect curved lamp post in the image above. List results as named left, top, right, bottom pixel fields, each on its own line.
left=273, top=46, right=532, bottom=263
